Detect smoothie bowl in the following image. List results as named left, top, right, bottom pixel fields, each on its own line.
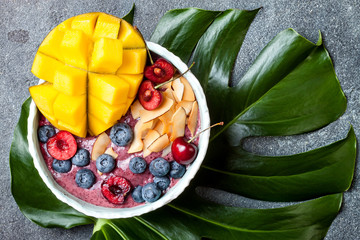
left=27, top=13, right=210, bottom=219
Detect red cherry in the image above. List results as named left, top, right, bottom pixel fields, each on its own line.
left=171, top=137, right=198, bottom=165
left=47, top=131, right=77, bottom=160
left=101, top=176, right=131, bottom=205
left=138, top=80, right=163, bottom=110
left=144, top=58, right=175, bottom=83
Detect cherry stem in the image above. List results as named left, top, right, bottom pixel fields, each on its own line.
left=154, top=62, right=195, bottom=90
left=187, top=122, right=224, bottom=143
left=134, top=26, right=154, bottom=65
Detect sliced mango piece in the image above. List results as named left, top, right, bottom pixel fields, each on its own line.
left=53, top=65, right=87, bottom=96
left=93, top=13, right=120, bottom=40
left=31, top=52, right=64, bottom=83
left=31, top=13, right=146, bottom=137
left=38, top=28, right=65, bottom=61
left=89, top=38, right=123, bottom=73
left=118, top=20, right=145, bottom=48
left=170, top=107, right=186, bottom=141
left=117, top=74, right=143, bottom=98
left=88, top=114, right=115, bottom=136
left=58, top=116, right=87, bottom=137
left=71, top=12, right=99, bottom=37
left=53, top=93, right=86, bottom=126
left=88, top=95, right=126, bottom=125
left=60, top=29, right=91, bottom=69
left=88, top=73, right=129, bottom=105
left=116, top=48, right=146, bottom=74
left=29, top=82, right=58, bottom=116
left=57, top=17, right=74, bottom=31
left=188, top=101, right=198, bottom=136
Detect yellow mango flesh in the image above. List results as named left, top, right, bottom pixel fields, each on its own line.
left=71, top=12, right=99, bottom=37
left=29, top=82, right=58, bottom=116
left=88, top=95, right=126, bottom=125
left=89, top=38, right=123, bottom=73
left=116, top=49, right=147, bottom=74
left=93, top=13, right=121, bottom=40
left=53, top=65, right=87, bottom=96
left=30, top=12, right=146, bottom=137
left=61, top=29, right=91, bottom=69
left=31, top=53, right=64, bottom=83
left=88, top=73, right=129, bottom=105
left=118, top=20, right=145, bottom=48
left=117, top=74, right=143, bottom=98
left=53, top=93, right=86, bottom=127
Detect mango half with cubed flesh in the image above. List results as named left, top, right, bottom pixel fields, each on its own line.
left=29, top=13, right=146, bottom=137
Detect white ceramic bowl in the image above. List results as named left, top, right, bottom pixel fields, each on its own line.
left=27, top=42, right=210, bottom=219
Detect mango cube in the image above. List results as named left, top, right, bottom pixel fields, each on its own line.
left=31, top=53, right=65, bottom=83
left=118, top=20, right=145, bottom=48
left=71, top=12, right=99, bottom=37
left=88, top=73, right=129, bottom=105
left=57, top=17, right=74, bottom=32
left=93, top=13, right=120, bottom=40
left=88, top=114, right=115, bottom=136
left=117, top=74, right=143, bottom=98
left=53, top=93, right=86, bottom=126
left=60, top=29, right=91, bottom=69
left=88, top=95, right=126, bottom=124
left=29, top=82, right=58, bottom=116
left=58, top=116, right=87, bottom=137
left=53, top=65, right=87, bottom=96
left=38, top=28, right=65, bottom=61
left=31, top=13, right=146, bottom=136
left=89, top=38, right=123, bottom=73
left=116, top=49, right=147, bottom=74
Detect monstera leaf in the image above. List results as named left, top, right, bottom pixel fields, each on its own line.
left=10, top=5, right=356, bottom=240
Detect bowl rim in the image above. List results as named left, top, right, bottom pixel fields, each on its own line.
left=27, top=41, right=210, bottom=219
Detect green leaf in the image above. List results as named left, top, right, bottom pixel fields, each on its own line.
left=92, top=190, right=342, bottom=240
left=10, top=6, right=355, bottom=240
left=202, top=127, right=356, bottom=201
left=9, top=98, right=93, bottom=228
left=150, top=8, right=222, bottom=62
left=197, top=28, right=353, bottom=202
left=123, top=4, right=135, bottom=24
left=210, top=29, right=346, bottom=140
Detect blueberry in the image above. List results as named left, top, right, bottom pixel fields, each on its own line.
left=75, top=169, right=95, bottom=189
left=96, top=154, right=116, bottom=173
left=149, top=158, right=170, bottom=177
left=38, top=125, right=56, bottom=143
left=154, top=176, right=170, bottom=190
left=71, top=148, right=90, bottom=167
left=142, top=183, right=161, bottom=203
left=132, top=186, right=145, bottom=203
left=129, top=157, right=147, bottom=174
left=52, top=159, right=72, bottom=173
left=109, top=123, right=133, bottom=146
left=169, top=161, right=186, bottom=179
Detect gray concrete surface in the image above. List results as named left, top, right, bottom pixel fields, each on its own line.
left=1, top=0, right=359, bottom=239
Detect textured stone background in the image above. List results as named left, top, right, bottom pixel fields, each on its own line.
left=1, top=0, right=359, bottom=239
